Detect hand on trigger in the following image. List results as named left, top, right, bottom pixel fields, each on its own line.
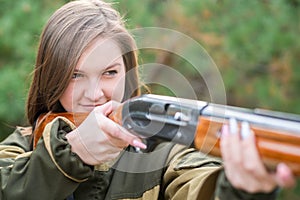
left=66, top=101, right=146, bottom=166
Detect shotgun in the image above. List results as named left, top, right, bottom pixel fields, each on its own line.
left=33, top=94, right=300, bottom=175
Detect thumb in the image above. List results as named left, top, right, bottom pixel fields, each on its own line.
left=274, top=163, right=296, bottom=188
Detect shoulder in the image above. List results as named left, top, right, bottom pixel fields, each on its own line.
left=16, top=126, right=32, bottom=136
left=0, top=126, right=33, bottom=152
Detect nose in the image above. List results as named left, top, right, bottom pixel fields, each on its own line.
left=84, top=79, right=104, bottom=102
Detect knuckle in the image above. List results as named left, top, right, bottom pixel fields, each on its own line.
left=230, top=178, right=243, bottom=189
left=245, top=185, right=258, bottom=193
left=262, top=184, right=275, bottom=192
left=110, top=127, right=122, bottom=138
left=243, top=161, right=257, bottom=173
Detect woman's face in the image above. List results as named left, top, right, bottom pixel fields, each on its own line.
left=60, top=38, right=126, bottom=112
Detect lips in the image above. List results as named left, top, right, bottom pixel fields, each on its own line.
left=80, top=102, right=107, bottom=108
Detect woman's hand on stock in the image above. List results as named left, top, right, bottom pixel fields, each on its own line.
left=66, top=101, right=146, bottom=166
left=220, top=118, right=296, bottom=194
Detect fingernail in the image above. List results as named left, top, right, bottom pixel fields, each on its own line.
left=133, top=139, right=147, bottom=149
left=229, top=118, right=238, bottom=135
left=241, top=121, right=250, bottom=139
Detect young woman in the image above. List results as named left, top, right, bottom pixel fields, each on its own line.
left=0, top=0, right=295, bottom=199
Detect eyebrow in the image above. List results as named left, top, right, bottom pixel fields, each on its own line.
left=73, top=69, right=82, bottom=73
left=105, top=63, right=122, bottom=70
left=74, top=63, right=122, bottom=72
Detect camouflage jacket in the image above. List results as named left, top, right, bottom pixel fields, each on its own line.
left=0, top=116, right=278, bottom=199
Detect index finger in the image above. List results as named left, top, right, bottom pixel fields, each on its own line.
left=99, top=114, right=147, bottom=149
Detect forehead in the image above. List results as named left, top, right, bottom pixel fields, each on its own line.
left=77, top=37, right=123, bottom=70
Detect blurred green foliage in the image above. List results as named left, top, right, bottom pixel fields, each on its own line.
left=0, top=0, right=299, bottom=198
left=0, top=0, right=65, bottom=139
left=115, top=0, right=300, bottom=112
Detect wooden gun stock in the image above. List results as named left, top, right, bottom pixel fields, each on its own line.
left=33, top=94, right=300, bottom=176
left=195, top=116, right=300, bottom=176
left=33, top=105, right=124, bottom=148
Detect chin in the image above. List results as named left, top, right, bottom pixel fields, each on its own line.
left=78, top=107, right=95, bottom=113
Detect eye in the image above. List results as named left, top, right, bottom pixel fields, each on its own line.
left=72, top=72, right=84, bottom=79
left=103, top=70, right=118, bottom=77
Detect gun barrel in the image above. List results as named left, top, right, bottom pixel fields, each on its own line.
left=201, top=103, right=300, bottom=135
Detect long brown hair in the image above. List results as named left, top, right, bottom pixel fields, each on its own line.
left=26, top=0, right=140, bottom=126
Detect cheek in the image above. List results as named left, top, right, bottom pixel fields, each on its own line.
left=108, top=74, right=126, bottom=102
left=59, top=84, right=74, bottom=112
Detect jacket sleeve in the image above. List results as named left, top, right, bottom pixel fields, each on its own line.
left=214, top=170, right=278, bottom=200
left=162, top=147, right=222, bottom=200
left=162, top=147, right=279, bottom=200
left=0, top=117, right=93, bottom=200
